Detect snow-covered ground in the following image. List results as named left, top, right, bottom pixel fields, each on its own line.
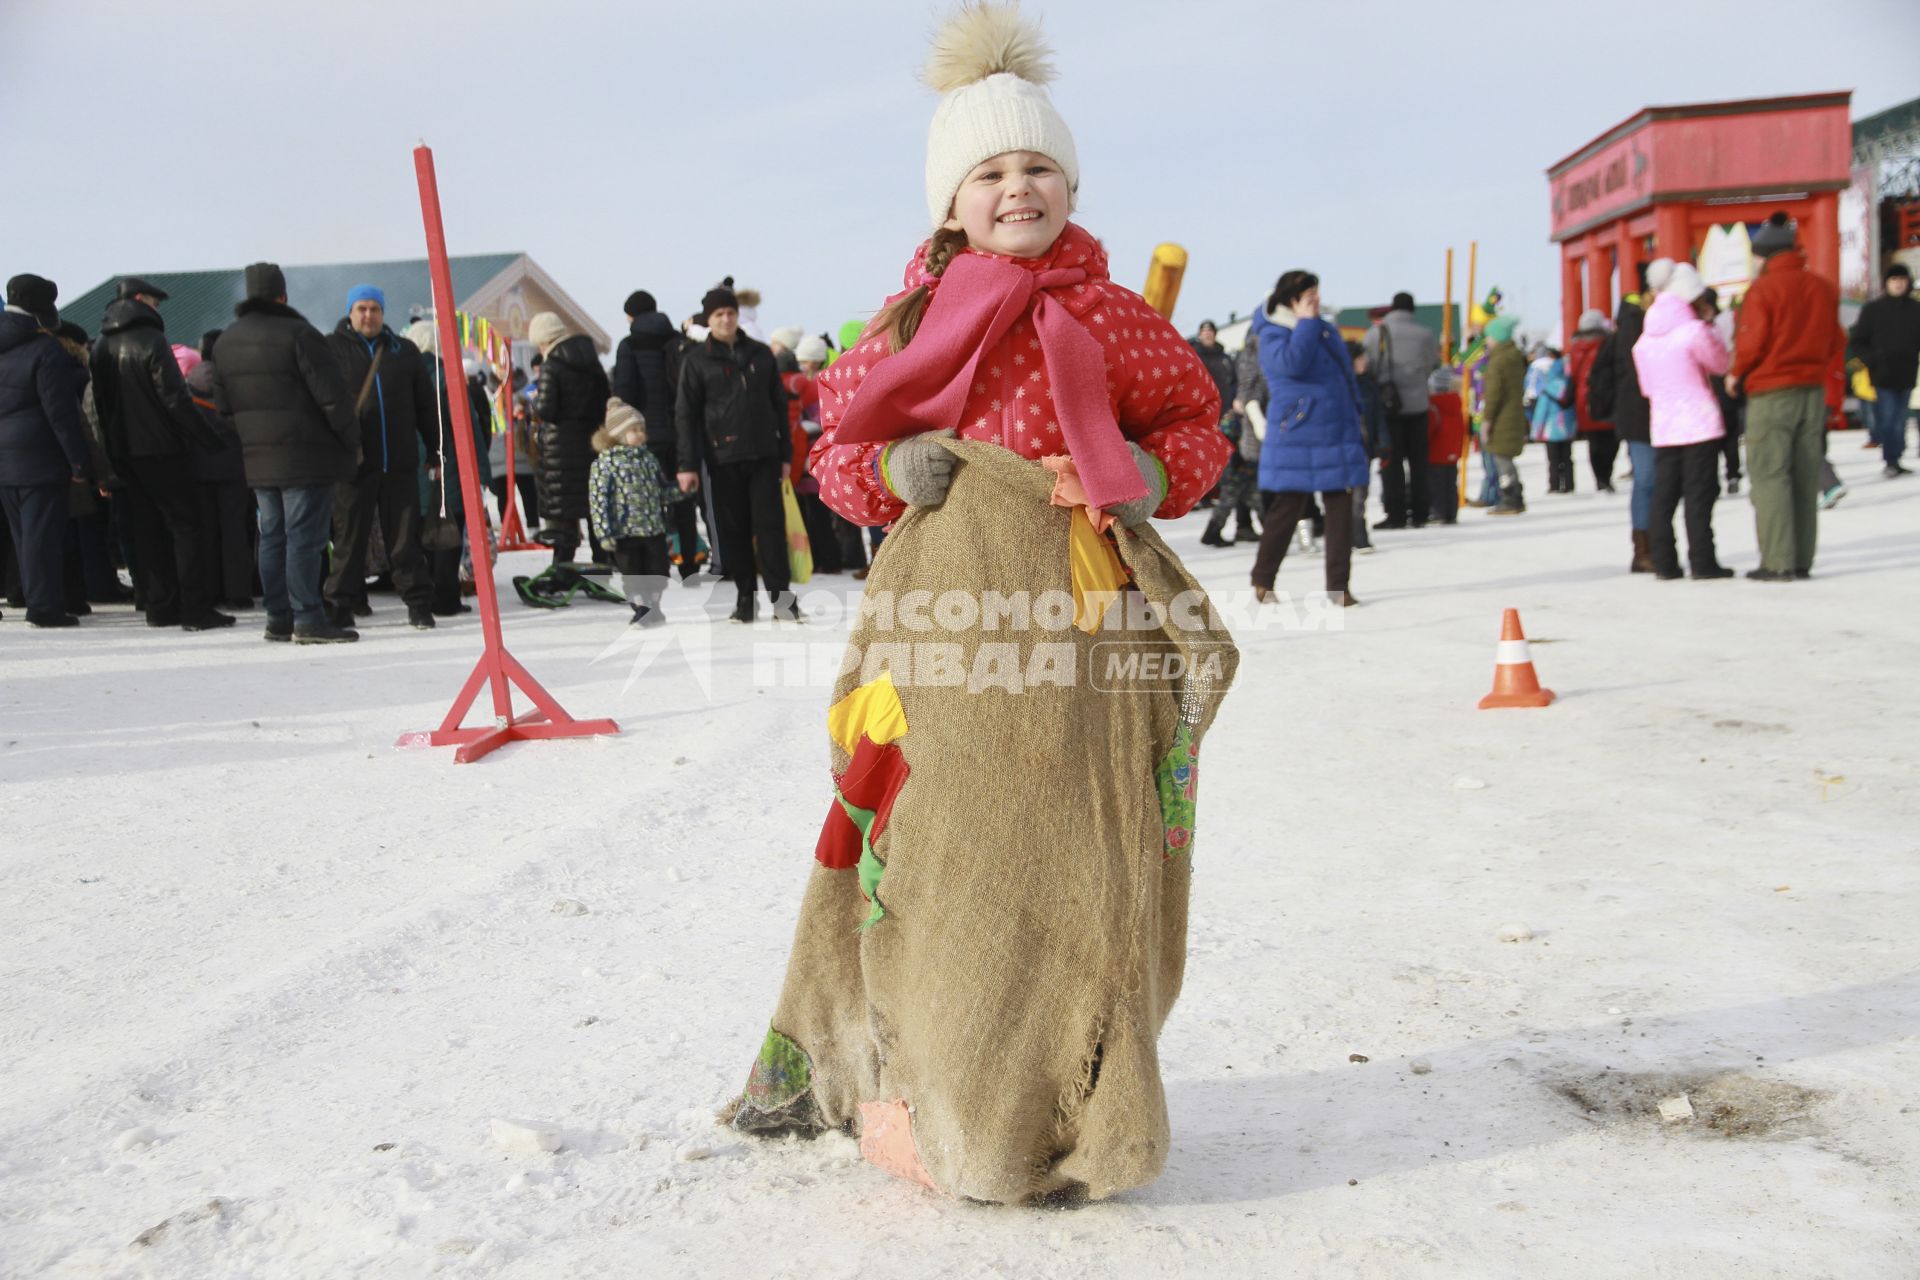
left=2, top=439, right=1916, bottom=1279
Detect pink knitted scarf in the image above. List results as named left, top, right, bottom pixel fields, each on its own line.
left=832, top=235, right=1146, bottom=511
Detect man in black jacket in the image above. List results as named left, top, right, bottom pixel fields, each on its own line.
left=1850, top=263, right=1919, bottom=476
left=323, top=285, right=440, bottom=629
left=612, top=289, right=703, bottom=577
left=0, top=274, right=92, bottom=627
left=1586, top=266, right=1655, bottom=573
left=90, top=277, right=231, bottom=630
left=674, top=285, right=794, bottom=622
left=211, top=263, right=360, bottom=643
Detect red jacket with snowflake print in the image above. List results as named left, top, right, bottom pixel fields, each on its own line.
left=808, top=224, right=1228, bottom=526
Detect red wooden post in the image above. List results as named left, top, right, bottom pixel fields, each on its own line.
left=1560, top=249, right=1583, bottom=345
left=397, top=144, right=617, bottom=762
left=1585, top=236, right=1613, bottom=321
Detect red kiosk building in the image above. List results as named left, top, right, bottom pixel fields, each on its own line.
left=1549, top=92, right=1853, bottom=340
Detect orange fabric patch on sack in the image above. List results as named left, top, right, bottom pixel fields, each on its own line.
left=858, top=1100, right=936, bottom=1190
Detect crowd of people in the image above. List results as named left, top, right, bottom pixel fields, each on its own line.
left=0, top=267, right=494, bottom=640
left=4, top=218, right=1914, bottom=638
left=1171, top=212, right=1913, bottom=602
left=0, top=267, right=888, bottom=637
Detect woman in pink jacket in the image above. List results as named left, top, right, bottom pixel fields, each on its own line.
left=1632, top=264, right=1734, bottom=579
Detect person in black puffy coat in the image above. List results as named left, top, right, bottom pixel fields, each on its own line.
left=91, top=281, right=229, bottom=630
left=0, top=274, right=92, bottom=627
left=209, top=263, right=361, bottom=642
left=529, top=311, right=608, bottom=562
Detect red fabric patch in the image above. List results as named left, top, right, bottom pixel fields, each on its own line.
left=812, top=736, right=910, bottom=870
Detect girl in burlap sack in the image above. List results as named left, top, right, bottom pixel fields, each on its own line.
left=725, top=2, right=1236, bottom=1204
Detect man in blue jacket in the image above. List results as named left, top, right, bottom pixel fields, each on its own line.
left=323, top=285, right=440, bottom=630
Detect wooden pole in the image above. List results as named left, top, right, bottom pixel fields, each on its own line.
left=1467, top=241, right=1479, bottom=334
left=1442, top=247, right=1455, bottom=357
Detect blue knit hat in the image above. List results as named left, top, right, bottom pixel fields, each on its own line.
left=346, top=283, right=386, bottom=311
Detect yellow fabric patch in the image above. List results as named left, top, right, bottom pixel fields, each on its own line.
left=827, top=671, right=909, bottom=756
left=1067, top=511, right=1128, bottom=634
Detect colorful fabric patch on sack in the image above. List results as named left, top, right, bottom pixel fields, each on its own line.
left=815, top=736, right=910, bottom=871
left=836, top=791, right=888, bottom=930
left=743, top=1026, right=813, bottom=1112
left=1066, top=511, right=1129, bottom=634
left=1154, top=721, right=1198, bottom=859
left=827, top=671, right=908, bottom=756
left=858, top=1100, right=936, bottom=1191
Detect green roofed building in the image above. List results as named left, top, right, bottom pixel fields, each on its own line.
left=60, top=252, right=611, bottom=358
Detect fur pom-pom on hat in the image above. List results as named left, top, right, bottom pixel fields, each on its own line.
left=921, top=2, right=1057, bottom=92
left=922, top=2, right=1079, bottom=229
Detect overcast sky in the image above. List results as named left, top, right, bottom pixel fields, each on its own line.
left=9, top=0, right=1916, bottom=347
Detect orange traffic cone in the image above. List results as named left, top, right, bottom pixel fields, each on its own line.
left=1478, top=608, right=1555, bottom=709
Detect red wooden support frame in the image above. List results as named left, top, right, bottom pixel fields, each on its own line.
left=397, top=144, right=617, bottom=762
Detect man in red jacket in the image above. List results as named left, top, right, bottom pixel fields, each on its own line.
left=1729, top=213, right=1847, bottom=581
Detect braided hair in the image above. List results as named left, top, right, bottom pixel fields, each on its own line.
left=864, top=227, right=971, bottom=353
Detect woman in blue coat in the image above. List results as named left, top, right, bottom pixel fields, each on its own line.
left=1248, top=270, right=1368, bottom=606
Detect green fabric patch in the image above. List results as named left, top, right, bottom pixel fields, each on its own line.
left=743, top=1026, right=813, bottom=1112
left=836, top=791, right=887, bottom=929
left=1155, top=721, right=1198, bottom=859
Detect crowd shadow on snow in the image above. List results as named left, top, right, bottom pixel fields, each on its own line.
left=1145, top=968, right=1920, bottom=1207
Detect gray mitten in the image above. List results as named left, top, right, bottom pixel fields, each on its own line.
left=1105, top=443, right=1169, bottom=527
left=880, top=429, right=958, bottom=506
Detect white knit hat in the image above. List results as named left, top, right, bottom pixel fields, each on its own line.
left=528, top=311, right=570, bottom=355
left=794, top=333, right=829, bottom=364
left=404, top=318, right=437, bottom=353
left=1644, top=258, right=1676, bottom=294
left=1663, top=262, right=1708, bottom=302
left=921, top=4, right=1079, bottom=229
left=769, top=325, right=805, bottom=353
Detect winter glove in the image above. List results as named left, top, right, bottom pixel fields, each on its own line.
left=878, top=429, right=957, bottom=507
left=1104, top=443, right=1168, bottom=528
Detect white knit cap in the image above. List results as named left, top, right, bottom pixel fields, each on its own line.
left=528, top=311, right=570, bottom=355
left=921, top=4, right=1079, bottom=229
left=794, top=333, right=829, bottom=364
left=769, top=325, right=805, bottom=352
left=1644, top=258, right=1676, bottom=294
left=1664, top=262, right=1708, bottom=301
left=1577, top=309, right=1608, bottom=332
left=404, top=319, right=437, bottom=353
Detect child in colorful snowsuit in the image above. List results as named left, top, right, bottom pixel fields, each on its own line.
left=1527, top=347, right=1578, bottom=492
left=1426, top=366, right=1466, bottom=524
left=727, top=3, right=1234, bottom=1205
left=587, top=397, right=670, bottom=626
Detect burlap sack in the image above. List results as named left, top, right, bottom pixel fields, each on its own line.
left=728, top=439, right=1237, bottom=1203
